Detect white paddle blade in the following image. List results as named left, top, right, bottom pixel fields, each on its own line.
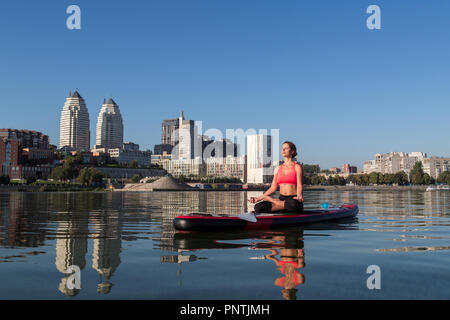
left=238, top=212, right=257, bottom=223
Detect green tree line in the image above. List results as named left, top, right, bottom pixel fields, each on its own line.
left=304, top=171, right=411, bottom=186
left=303, top=162, right=450, bottom=186
left=49, top=152, right=108, bottom=186
left=178, top=175, right=242, bottom=184
left=437, top=171, right=450, bottom=185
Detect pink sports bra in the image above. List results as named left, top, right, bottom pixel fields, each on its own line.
left=277, top=162, right=297, bottom=186
left=278, top=261, right=300, bottom=286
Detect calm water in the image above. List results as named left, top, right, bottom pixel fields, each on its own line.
left=0, top=190, right=449, bottom=300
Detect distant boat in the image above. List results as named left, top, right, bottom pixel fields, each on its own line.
left=426, top=185, right=450, bottom=191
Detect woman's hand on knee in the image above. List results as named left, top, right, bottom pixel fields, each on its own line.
left=249, top=196, right=264, bottom=203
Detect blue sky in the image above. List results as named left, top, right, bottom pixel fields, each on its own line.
left=1, top=0, right=449, bottom=169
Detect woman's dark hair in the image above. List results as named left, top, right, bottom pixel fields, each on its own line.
left=282, top=288, right=298, bottom=300
left=283, top=141, right=298, bottom=158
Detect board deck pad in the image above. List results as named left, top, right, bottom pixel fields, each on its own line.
left=173, top=204, right=359, bottom=231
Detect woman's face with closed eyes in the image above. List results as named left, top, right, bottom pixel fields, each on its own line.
left=281, top=143, right=292, bottom=158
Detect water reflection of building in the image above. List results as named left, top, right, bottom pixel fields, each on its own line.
left=158, top=192, right=205, bottom=252
left=55, top=212, right=89, bottom=297
left=52, top=193, right=125, bottom=296
left=160, top=191, right=246, bottom=222
left=0, top=193, right=48, bottom=247
left=0, top=193, right=21, bottom=246
left=1, top=192, right=166, bottom=296
left=360, top=190, right=448, bottom=219
left=156, top=191, right=247, bottom=251
left=91, top=210, right=122, bottom=294
left=424, top=190, right=448, bottom=215
left=376, top=245, right=450, bottom=252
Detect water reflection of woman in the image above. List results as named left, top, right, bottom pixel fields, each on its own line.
left=266, top=246, right=305, bottom=300
left=252, top=233, right=305, bottom=300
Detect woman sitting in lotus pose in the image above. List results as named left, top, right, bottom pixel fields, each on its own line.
left=249, top=141, right=303, bottom=214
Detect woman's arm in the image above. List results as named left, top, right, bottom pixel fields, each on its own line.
left=263, top=166, right=279, bottom=197
left=295, top=164, right=304, bottom=202
left=264, top=249, right=280, bottom=262
left=249, top=166, right=279, bottom=203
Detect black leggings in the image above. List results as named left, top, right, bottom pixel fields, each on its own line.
left=254, top=195, right=304, bottom=214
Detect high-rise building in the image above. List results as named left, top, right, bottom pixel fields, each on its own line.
left=246, top=134, right=274, bottom=183
left=178, top=111, right=196, bottom=159
left=59, top=91, right=90, bottom=151
left=161, top=111, right=239, bottom=162
left=202, top=137, right=238, bottom=159
left=95, top=98, right=124, bottom=149
left=171, top=111, right=202, bottom=160
left=161, top=117, right=180, bottom=146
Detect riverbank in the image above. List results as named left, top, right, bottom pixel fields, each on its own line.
left=0, top=183, right=434, bottom=193
left=314, top=185, right=429, bottom=191
left=113, top=184, right=431, bottom=192
left=0, top=184, right=106, bottom=192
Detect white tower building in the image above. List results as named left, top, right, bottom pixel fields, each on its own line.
left=59, top=91, right=90, bottom=151
left=246, top=134, right=274, bottom=183
left=95, top=98, right=124, bottom=150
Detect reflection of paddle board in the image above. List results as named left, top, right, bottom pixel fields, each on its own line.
left=173, top=204, right=358, bottom=231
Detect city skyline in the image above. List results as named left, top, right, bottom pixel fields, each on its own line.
left=3, top=88, right=449, bottom=170
left=2, top=1, right=450, bottom=169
